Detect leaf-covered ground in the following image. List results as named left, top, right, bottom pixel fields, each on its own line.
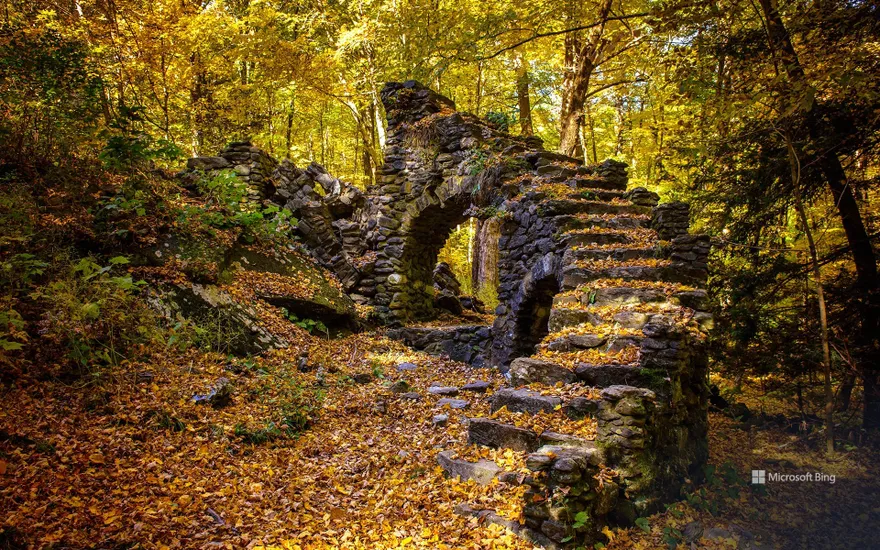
left=2, top=331, right=879, bottom=549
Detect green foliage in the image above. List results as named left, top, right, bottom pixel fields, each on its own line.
left=280, top=308, right=329, bottom=337
left=0, top=254, right=48, bottom=293
left=466, top=148, right=491, bottom=176
left=176, top=170, right=298, bottom=245
left=149, top=409, right=186, bottom=432
left=99, top=106, right=183, bottom=171
left=183, top=306, right=252, bottom=355
left=0, top=309, right=25, bottom=353
left=485, top=111, right=513, bottom=132
left=0, top=24, right=103, bottom=164
left=571, top=510, right=589, bottom=529
left=662, top=526, right=683, bottom=549
left=34, top=256, right=158, bottom=373
left=235, top=362, right=324, bottom=444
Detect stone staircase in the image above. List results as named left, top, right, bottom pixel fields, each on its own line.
left=432, top=163, right=711, bottom=548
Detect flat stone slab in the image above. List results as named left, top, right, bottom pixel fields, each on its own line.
left=490, top=388, right=561, bottom=415
left=427, top=385, right=460, bottom=396
left=574, top=363, right=644, bottom=388
left=399, top=392, right=422, bottom=401
left=437, top=450, right=501, bottom=485
left=435, top=398, right=470, bottom=409
left=396, top=362, right=418, bottom=371
left=468, top=418, right=539, bottom=452
left=538, top=432, right=597, bottom=450
left=509, top=358, right=577, bottom=387
left=461, top=381, right=491, bottom=393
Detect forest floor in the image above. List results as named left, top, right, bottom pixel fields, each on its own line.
left=1, top=331, right=879, bottom=550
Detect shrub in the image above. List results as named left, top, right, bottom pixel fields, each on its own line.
left=34, top=256, right=161, bottom=374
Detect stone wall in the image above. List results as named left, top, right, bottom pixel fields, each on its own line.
left=185, top=141, right=277, bottom=208
left=386, top=325, right=492, bottom=366
left=180, top=82, right=712, bottom=549
left=651, top=201, right=690, bottom=241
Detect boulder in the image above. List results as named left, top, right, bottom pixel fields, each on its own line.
left=389, top=380, right=410, bottom=393
left=351, top=373, right=373, bottom=384
left=435, top=289, right=463, bottom=315
left=433, top=261, right=462, bottom=295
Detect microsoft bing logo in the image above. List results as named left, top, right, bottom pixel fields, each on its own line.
left=751, top=470, right=766, bottom=484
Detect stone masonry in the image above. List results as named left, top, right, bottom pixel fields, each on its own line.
left=181, top=81, right=712, bottom=548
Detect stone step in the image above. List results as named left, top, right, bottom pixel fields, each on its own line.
left=564, top=246, right=661, bottom=263
left=436, top=450, right=501, bottom=485
left=570, top=176, right=628, bottom=192
left=564, top=188, right=627, bottom=202
left=539, top=199, right=652, bottom=217
left=548, top=306, right=661, bottom=332
left=490, top=387, right=600, bottom=420
left=544, top=332, right=643, bottom=354
left=554, top=286, right=705, bottom=309
left=526, top=442, right=603, bottom=475
left=561, top=264, right=688, bottom=289
left=563, top=231, right=635, bottom=247
left=556, top=214, right=651, bottom=232
left=467, top=416, right=599, bottom=455
left=508, top=357, right=577, bottom=386
left=573, top=362, right=668, bottom=391
left=467, top=417, right=540, bottom=452
left=454, top=503, right=561, bottom=549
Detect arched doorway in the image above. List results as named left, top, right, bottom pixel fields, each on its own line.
left=490, top=253, right=563, bottom=368
left=511, top=275, right=559, bottom=359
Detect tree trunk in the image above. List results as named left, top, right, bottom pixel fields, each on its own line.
left=838, top=372, right=856, bottom=412
left=786, top=134, right=834, bottom=453
left=285, top=97, right=295, bottom=159
left=559, top=32, right=590, bottom=158
left=558, top=0, right=614, bottom=158
left=471, top=218, right=483, bottom=292
left=516, top=51, right=533, bottom=136
left=472, top=217, right=501, bottom=297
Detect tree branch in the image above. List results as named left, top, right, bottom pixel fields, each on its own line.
left=585, top=78, right=646, bottom=100
left=473, top=12, right=650, bottom=61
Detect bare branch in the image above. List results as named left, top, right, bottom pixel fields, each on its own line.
left=472, top=12, right=651, bottom=61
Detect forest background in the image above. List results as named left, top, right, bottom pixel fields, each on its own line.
left=2, top=0, right=880, bottom=432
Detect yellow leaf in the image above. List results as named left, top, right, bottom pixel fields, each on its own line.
left=177, top=495, right=193, bottom=508
left=89, top=453, right=105, bottom=464
left=602, top=526, right=616, bottom=542
left=0, top=460, right=7, bottom=475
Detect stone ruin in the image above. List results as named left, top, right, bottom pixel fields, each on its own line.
left=183, top=81, right=712, bottom=548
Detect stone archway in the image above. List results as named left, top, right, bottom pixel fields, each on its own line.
left=391, top=191, right=473, bottom=321
left=491, top=253, right=564, bottom=368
